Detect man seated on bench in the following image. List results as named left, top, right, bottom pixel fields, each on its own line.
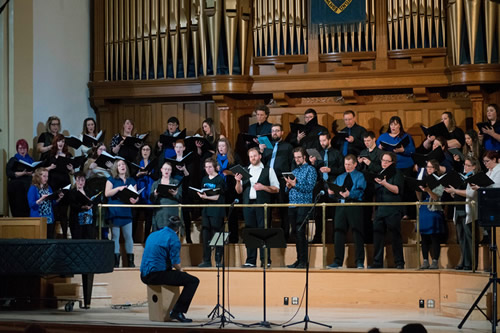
left=140, top=216, right=200, bottom=323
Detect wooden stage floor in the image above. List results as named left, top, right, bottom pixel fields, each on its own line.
left=0, top=304, right=492, bottom=332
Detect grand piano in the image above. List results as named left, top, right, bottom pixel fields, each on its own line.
left=0, top=239, right=114, bottom=309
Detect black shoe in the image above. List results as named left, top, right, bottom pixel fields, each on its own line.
left=368, top=264, right=383, bottom=269
left=287, top=261, right=299, bottom=268
left=260, top=262, right=271, bottom=268
left=295, top=262, right=307, bottom=269
left=455, top=265, right=464, bottom=270
left=396, top=265, right=404, bottom=270
left=198, top=261, right=212, bottom=268
left=480, top=236, right=491, bottom=245
left=170, top=311, right=192, bottom=323
left=463, top=266, right=472, bottom=271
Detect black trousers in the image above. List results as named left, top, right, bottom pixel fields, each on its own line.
left=334, top=206, right=365, bottom=266
left=421, top=234, right=441, bottom=261
left=243, top=205, right=270, bottom=265
left=289, top=207, right=309, bottom=264
left=141, top=270, right=200, bottom=314
left=202, top=215, right=224, bottom=264
left=373, top=211, right=404, bottom=267
left=455, top=215, right=478, bottom=268
left=313, top=196, right=335, bottom=241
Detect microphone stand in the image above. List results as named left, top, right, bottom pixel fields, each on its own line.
left=203, top=199, right=247, bottom=328
left=284, top=191, right=332, bottom=330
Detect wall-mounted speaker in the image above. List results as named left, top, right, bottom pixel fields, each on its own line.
left=478, top=187, right=500, bottom=227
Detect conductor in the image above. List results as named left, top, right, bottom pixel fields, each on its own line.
left=140, top=216, right=200, bottom=323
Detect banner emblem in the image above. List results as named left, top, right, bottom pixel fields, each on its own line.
left=323, top=0, right=353, bottom=14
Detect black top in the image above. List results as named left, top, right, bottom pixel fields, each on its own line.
left=375, top=169, right=404, bottom=217
left=287, top=117, right=328, bottom=151
left=333, top=123, right=367, bottom=156
left=261, top=140, right=294, bottom=177
left=200, top=175, right=226, bottom=217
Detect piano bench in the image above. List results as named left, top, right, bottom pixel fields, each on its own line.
left=146, top=285, right=180, bottom=321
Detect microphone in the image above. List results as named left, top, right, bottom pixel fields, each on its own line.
left=233, top=198, right=239, bottom=204
left=319, top=190, right=325, bottom=196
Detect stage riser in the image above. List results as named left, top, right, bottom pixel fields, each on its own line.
left=85, top=269, right=489, bottom=312
left=122, top=243, right=490, bottom=270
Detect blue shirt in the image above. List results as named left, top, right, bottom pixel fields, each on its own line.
left=376, top=133, right=415, bottom=169
left=333, top=170, right=366, bottom=202
left=287, top=163, right=317, bottom=204
left=140, top=227, right=181, bottom=277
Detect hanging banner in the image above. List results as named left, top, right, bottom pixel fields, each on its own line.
left=310, top=0, right=366, bottom=26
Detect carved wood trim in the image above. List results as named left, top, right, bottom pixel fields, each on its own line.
left=253, top=55, right=308, bottom=65
left=319, top=52, right=377, bottom=63
left=388, top=48, right=447, bottom=59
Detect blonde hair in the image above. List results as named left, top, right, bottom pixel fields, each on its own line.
left=32, top=168, right=49, bottom=189
left=110, top=160, right=130, bottom=178
left=45, top=116, right=61, bottom=133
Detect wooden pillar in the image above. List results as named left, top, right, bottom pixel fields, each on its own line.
left=375, top=0, right=388, bottom=70
left=467, top=85, right=485, bottom=124
left=92, top=0, right=106, bottom=82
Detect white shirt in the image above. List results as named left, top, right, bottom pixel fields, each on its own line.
left=246, top=162, right=280, bottom=200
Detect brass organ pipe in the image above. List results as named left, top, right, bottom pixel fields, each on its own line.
left=370, top=0, right=375, bottom=51
left=433, top=0, right=440, bottom=49
left=105, top=0, right=110, bottom=80
left=258, top=0, right=263, bottom=56
left=268, top=0, right=275, bottom=56
left=199, top=0, right=208, bottom=75
left=404, top=0, right=411, bottom=48
left=169, top=0, right=179, bottom=78
left=484, top=0, right=495, bottom=64
left=206, top=0, right=222, bottom=75
left=281, top=0, right=288, bottom=54
left=398, top=0, right=404, bottom=48
left=411, top=0, right=418, bottom=48
left=295, top=0, right=301, bottom=53
left=137, top=0, right=143, bottom=79
left=465, top=0, right=480, bottom=64
left=351, top=23, right=355, bottom=52
left=448, top=0, right=457, bottom=65
left=151, top=0, right=159, bottom=79
left=119, top=0, right=124, bottom=79
left=440, top=0, right=445, bottom=48
left=418, top=0, right=425, bottom=48
left=301, top=0, right=306, bottom=53
left=114, top=0, right=119, bottom=79
left=263, top=0, right=268, bottom=56
left=274, top=0, right=281, bottom=56
left=159, top=0, right=168, bottom=78
left=143, top=0, right=151, bottom=79
left=125, top=0, right=130, bottom=80
left=425, top=0, right=432, bottom=48
left=224, top=0, right=237, bottom=75
left=191, top=0, right=200, bottom=77
left=130, top=0, right=136, bottom=79
left=253, top=0, right=258, bottom=57
left=392, top=0, right=399, bottom=49
left=180, top=0, right=190, bottom=79
left=289, top=0, right=295, bottom=54
left=240, top=0, right=250, bottom=75
left=319, top=24, right=324, bottom=54
left=388, top=0, right=393, bottom=50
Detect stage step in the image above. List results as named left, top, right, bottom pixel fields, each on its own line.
left=440, top=302, right=489, bottom=321
left=121, top=242, right=490, bottom=271
left=456, top=288, right=491, bottom=308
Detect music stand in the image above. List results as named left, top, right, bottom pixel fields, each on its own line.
left=242, top=228, right=286, bottom=328
left=206, top=232, right=230, bottom=320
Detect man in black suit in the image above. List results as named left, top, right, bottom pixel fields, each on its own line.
left=334, top=110, right=367, bottom=157
left=261, top=124, right=294, bottom=240
left=288, top=108, right=328, bottom=151
left=308, top=132, right=344, bottom=243
left=248, top=105, right=273, bottom=136
left=235, top=147, right=280, bottom=267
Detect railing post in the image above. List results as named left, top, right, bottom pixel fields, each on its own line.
left=416, top=202, right=421, bottom=269
left=264, top=203, right=268, bottom=267
left=471, top=200, right=476, bottom=273
left=322, top=203, right=326, bottom=268
left=98, top=203, right=102, bottom=240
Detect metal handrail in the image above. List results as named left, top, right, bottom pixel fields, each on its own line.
left=98, top=200, right=477, bottom=272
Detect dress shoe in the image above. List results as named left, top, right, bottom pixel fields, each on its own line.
left=327, top=262, right=340, bottom=269
left=396, top=265, right=404, bottom=270
left=455, top=265, right=464, bottom=270
left=260, top=262, right=271, bottom=268
left=368, top=265, right=382, bottom=269
left=356, top=263, right=364, bottom=269
left=420, top=259, right=430, bottom=269
left=287, top=261, right=299, bottom=268
left=242, top=262, right=256, bottom=268
left=463, top=266, right=472, bottom=271
left=198, top=261, right=212, bottom=268
left=295, top=263, right=307, bottom=269
left=170, top=311, right=192, bottom=323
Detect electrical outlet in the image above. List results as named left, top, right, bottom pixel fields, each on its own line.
left=292, top=297, right=299, bottom=305
left=427, top=299, right=435, bottom=308
left=284, top=297, right=289, bottom=305
left=419, top=299, right=425, bottom=308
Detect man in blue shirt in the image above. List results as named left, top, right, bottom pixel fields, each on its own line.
left=327, top=154, right=367, bottom=269
left=285, top=147, right=317, bottom=268
left=140, top=216, right=200, bottom=323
